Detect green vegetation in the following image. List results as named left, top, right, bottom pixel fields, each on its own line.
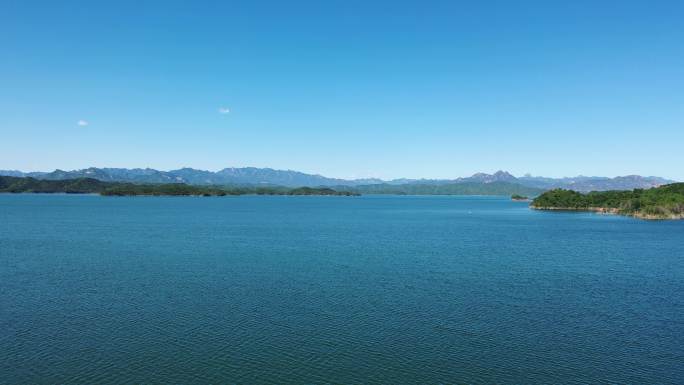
left=100, top=184, right=358, bottom=196
left=0, top=176, right=109, bottom=193
left=511, top=194, right=529, bottom=201
left=286, top=187, right=356, bottom=196
left=0, top=176, right=358, bottom=196
left=531, top=183, right=684, bottom=219
left=101, top=183, right=229, bottom=196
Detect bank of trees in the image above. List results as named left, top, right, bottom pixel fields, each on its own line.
left=532, top=183, right=684, bottom=218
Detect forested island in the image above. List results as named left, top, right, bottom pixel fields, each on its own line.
left=531, top=183, right=684, bottom=220
left=0, top=176, right=358, bottom=196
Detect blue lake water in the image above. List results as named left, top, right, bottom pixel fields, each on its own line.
left=1, top=194, right=683, bottom=384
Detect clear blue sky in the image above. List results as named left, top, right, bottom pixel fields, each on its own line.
left=2, top=1, right=683, bottom=180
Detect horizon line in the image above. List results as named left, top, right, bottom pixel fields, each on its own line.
left=0, top=166, right=677, bottom=182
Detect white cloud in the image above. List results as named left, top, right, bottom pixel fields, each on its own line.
left=77, top=120, right=89, bottom=126
left=218, top=107, right=231, bottom=114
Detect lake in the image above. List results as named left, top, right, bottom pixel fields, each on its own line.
left=1, top=194, right=683, bottom=384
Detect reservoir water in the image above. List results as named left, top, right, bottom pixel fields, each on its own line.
left=1, top=194, right=683, bottom=384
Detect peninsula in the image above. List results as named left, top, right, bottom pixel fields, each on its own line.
left=531, top=183, right=684, bottom=220
left=511, top=194, right=530, bottom=201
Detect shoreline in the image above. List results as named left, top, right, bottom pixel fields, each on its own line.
left=530, top=205, right=684, bottom=220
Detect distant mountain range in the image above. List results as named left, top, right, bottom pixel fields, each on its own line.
left=0, top=167, right=383, bottom=187
left=342, top=181, right=545, bottom=197
left=0, top=167, right=675, bottom=192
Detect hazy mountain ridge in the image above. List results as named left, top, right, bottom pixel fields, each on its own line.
left=340, top=181, right=545, bottom=196
left=0, top=167, right=384, bottom=187
left=0, top=167, right=674, bottom=191
left=517, top=174, right=672, bottom=191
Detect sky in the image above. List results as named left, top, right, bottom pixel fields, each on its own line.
left=1, top=0, right=683, bottom=180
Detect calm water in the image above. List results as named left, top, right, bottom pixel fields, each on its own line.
left=1, top=194, right=683, bottom=384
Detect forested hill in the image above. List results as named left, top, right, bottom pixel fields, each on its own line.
left=0, top=176, right=110, bottom=193
left=0, top=176, right=358, bottom=196
left=531, top=183, right=684, bottom=220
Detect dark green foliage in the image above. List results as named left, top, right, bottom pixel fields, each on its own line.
left=511, top=194, right=528, bottom=200
left=0, top=176, right=110, bottom=193
left=0, top=176, right=358, bottom=197
left=102, top=184, right=358, bottom=196
left=531, top=189, right=587, bottom=208
left=287, top=187, right=357, bottom=196
left=101, top=183, right=228, bottom=196
left=532, top=183, right=684, bottom=219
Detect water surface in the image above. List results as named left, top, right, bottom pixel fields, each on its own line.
left=1, top=195, right=683, bottom=384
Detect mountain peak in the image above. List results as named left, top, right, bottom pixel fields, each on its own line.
left=493, top=170, right=514, bottom=178
left=466, top=170, right=518, bottom=183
